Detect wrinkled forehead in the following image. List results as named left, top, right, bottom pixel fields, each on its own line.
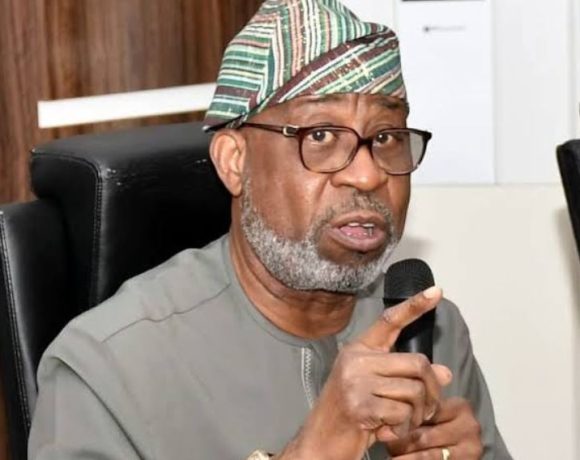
left=291, top=94, right=409, bottom=112
left=252, top=93, right=409, bottom=123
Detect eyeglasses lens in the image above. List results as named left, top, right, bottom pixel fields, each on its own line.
left=300, top=128, right=425, bottom=174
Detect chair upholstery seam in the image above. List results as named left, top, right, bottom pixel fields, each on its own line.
left=0, top=212, right=31, bottom=424
left=33, top=153, right=104, bottom=307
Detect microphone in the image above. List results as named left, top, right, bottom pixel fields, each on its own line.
left=383, top=259, right=436, bottom=362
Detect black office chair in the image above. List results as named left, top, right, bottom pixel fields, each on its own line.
left=557, top=140, right=580, bottom=261
left=0, top=122, right=231, bottom=460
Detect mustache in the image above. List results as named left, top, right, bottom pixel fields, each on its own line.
left=311, top=192, right=395, bottom=237
left=240, top=173, right=396, bottom=244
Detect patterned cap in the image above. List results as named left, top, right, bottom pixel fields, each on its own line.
left=203, top=0, right=406, bottom=131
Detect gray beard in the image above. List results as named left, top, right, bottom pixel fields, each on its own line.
left=240, top=178, right=399, bottom=294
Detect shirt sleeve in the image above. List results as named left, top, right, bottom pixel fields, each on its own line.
left=28, top=327, right=152, bottom=460
left=434, top=299, right=513, bottom=460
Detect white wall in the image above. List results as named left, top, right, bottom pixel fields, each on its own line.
left=398, top=0, right=495, bottom=184
left=493, top=0, right=577, bottom=184
left=393, top=185, right=579, bottom=460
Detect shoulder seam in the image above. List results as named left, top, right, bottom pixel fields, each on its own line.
left=99, top=281, right=232, bottom=344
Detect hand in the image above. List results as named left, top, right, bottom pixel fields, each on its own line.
left=277, top=287, right=452, bottom=460
left=384, top=397, right=483, bottom=459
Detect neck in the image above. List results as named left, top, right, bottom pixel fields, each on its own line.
left=229, top=227, right=357, bottom=340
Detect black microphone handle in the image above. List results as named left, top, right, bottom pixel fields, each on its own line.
left=383, top=298, right=436, bottom=363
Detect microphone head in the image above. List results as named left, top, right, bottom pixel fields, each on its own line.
left=384, top=258, right=435, bottom=300
left=384, top=258, right=437, bottom=360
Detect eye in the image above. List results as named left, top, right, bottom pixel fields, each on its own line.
left=374, top=131, right=394, bottom=145
left=306, top=129, right=336, bottom=144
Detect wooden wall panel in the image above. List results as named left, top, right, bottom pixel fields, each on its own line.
left=0, top=1, right=263, bottom=458
left=0, top=0, right=45, bottom=204
left=0, top=0, right=263, bottom=204
left=38, top=0, right=263, bottom=139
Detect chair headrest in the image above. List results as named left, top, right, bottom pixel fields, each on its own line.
left=31, top=122, right=231, bottom=310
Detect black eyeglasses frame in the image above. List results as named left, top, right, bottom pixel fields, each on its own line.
left=238, top=122, right=433, bottom=175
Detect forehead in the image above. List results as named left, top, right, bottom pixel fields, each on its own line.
left=295, top=93, right=408, bottom=110
left=254, top=93, right=409, bottom=124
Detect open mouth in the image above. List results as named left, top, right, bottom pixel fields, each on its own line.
left=340, top=222, right=377, bottom=239
left=328, top=213, right=389, bottom=253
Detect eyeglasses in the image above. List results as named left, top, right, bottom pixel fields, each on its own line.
left=239, top=122, right=432, bottom=175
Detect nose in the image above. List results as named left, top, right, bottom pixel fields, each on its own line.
left=330, top=144, right=388, bottom=192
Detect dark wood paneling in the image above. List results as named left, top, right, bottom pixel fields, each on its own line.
left=0, top=0, right=45, bottom=205
left=0, top=1, right=263, bottom=458
left=0, top=0, right=263, bottom=204
left=39, top=0, right=263, bottom=139
left=37, top=0, right=264, bottom=96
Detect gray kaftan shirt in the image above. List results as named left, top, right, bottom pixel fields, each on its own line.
left=29, top=235, right=511, bottom=459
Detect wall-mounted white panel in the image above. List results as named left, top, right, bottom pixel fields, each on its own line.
left=341, top=0, right=495, bottom=184
left=494, top=0, right=575, bottom=183
left=397, top=0, right=495, bottom=184
left=38, top=83, right=216, bottom=128
left=343, top=0, right=578, bottom=184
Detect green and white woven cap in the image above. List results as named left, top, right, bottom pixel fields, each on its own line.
left=204, top=0, right=406, bottom=131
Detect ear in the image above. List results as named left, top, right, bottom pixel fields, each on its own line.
left=209, top=129, right=246, bottom=197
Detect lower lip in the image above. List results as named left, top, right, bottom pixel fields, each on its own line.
left=328, top=226, right=387, bottom=253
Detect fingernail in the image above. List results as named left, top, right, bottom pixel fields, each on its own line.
left=423, top=286, right=441, bottom=299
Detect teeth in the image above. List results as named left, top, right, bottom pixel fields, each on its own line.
left=346, top=222, right=375, bottom=228
left=344, top=222, right=375, bottom=236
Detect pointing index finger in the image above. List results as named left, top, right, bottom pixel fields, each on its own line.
left=359, top=286, right=442, bottom=351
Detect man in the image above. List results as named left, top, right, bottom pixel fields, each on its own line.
left=29, top=1, right=512, bottom=459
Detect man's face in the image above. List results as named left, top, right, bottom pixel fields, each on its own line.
left=237, top=93, right=411, bottom=292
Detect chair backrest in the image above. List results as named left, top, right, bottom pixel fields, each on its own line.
left=557, top=140, right=580, bottom=261
left=0, top=200, right=74, bottom=460
left=0, top=122, right=230, bottom=460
